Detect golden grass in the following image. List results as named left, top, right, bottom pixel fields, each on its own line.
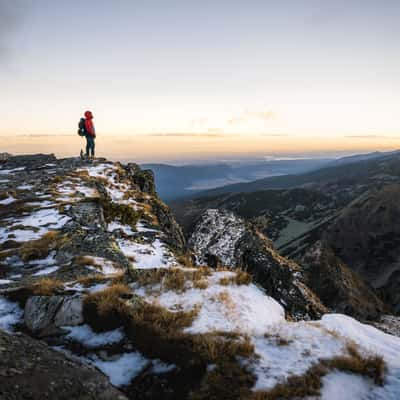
left=249, top=343, right=386, bottom=400
left=176, top=254, right=194, bottom=268
left=190, top=361, right=256, bottom=400
left=130, top=301, right=199, bottom=335
left=83, top=283, right=133, bottom=332
left=136, top=268, right=167, bottom=286
left=74, top=255, right=99, bottom=267
left=74, top=255, right=123, bottom=274
left=163, top=268, right=187, bottom=292
left=329, top=343, right=386, bottom=385
left=76, top=274, right=110, bottom=287
left=134, top=266, right=212, bottom=292
left=191, top=332, right=254, bottom=363
left=19, top=231, right=58, bottom=261
left=81, top=276, right=257, bottom=398
left=30, top=278, right=64, bottom=296
left=219, top=270, right=252, bottom=286
left=85, top=283, right=131, bottom=317
left=193, top=279, right=209, bottom=290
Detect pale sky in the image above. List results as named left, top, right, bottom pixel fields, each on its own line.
left=1, top=0, right=400, bottom=161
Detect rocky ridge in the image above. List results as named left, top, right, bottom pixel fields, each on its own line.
left=173, top=152, right=400, bottom=321
left=0, top=154, right=400, bottom=399
left=189, top=209, right=327, bottom=319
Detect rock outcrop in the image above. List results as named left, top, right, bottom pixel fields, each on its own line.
left=24, top=295, right=83, bottom=336
left=189, top=209, right=327, bottom=319
left=1, top=154, right=400, bottom=399
left=0, top=329, right=127, bottom=400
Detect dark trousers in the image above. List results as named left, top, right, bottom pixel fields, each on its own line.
left=85, top=135, right=95, bottom=157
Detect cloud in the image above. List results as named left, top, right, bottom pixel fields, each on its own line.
left=144, top=132, right=225, bottom=138
left=344, top=135, right=399, bottom=139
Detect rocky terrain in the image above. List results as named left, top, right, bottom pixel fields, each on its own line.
left=0, top=154, right=400, bottom=399
left=173, top=151, right=400, bottom=320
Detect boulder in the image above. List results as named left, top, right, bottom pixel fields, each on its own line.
left=0, top=330, right=128, bottom=400
left=53, top=296, right=84, bottom=327
left=189, top=209, right=328, bottom=320
left=25, top=295, right=83, bottom=336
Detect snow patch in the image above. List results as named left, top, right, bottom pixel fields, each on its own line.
left=91, top=352, right=148, bottom=387
left=0, top=167, right=25, bottom=175
left=320, top=372, right=372, bottom=400
left=64, top=324, right=124, bottom=348
left=142, top=271, right=285, bottom=335
left=32, top=266, right=59, bottom=276
left=107, top=221, right=135, bottom=236
left=118, top=238, right=176, bottom=269
left=0, top=297, right=23, bottom=332
left=0, top=195, right=16, bottom=205
left=0, top=208, right=70, bottom=243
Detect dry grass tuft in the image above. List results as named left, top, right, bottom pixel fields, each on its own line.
left=327, top=343, right=386, bottom=385
left=83, top=283, right=133, bottom=332
left=193, top=279, right=209, bottom=290
left=76, top=274, right=109, bottom=287
left=191, top=332, right=254, bottom=363
left=135, top=268, right=167, bottom=286
left=264, top=332, right=293, bottom=346
left=134, top=266, right=212, bottom=292
left=163, top=268, right=187, bottom=292
left=74, top=255, right=99, bottom=267
left=30, top=278, right=64, bottom=296
left=190, top=361, right=256, bottom=400
left=20, top=231, right=58, bottom=261
left=249, top=343, right=386, bottom=400
left=127, top=305, right=254, bottom=370
left=219, top=270, right=252, bottom=286
left=130, top=301, right=199, bottom=335
left=176, top=254, right=194, bottom=268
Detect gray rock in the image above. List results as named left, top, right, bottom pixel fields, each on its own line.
left=53, top=296, right=83, bottom=327
left=0, top=329, right=128, bottom=400
left=189, top=208, right=328, bottom=320
left=25, top=296, right=64, bottom=334
left=25, top=296, right=83, bottom=336
left=0, top=152, right=11, bottom=162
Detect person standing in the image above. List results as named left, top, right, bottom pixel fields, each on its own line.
left=84, top=110, right=96, bottom=159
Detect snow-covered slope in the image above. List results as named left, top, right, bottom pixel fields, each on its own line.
left=0, top=154, right=399, bottom=399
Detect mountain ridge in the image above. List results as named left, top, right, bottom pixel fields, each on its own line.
left=0, top=153, right=399, bottom=399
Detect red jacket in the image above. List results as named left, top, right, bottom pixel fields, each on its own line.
left=84, top=111, right=96, bottom=137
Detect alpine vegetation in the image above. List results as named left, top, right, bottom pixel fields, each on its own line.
left=0, top=153, right=399, bottom=399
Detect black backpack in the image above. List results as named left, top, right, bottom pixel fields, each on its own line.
left=77, top=118, right=87, bottom=136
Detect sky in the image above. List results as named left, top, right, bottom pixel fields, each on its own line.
left=1, top=0, right=400, bottom=162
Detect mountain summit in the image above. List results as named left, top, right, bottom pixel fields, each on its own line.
left=0, top=154, right=399, bottom=399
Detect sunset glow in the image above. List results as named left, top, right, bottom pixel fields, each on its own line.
left=1, top=1, right=399, bottom=161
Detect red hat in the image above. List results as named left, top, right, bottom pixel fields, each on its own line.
left=84, top=110, right=93, bottom=119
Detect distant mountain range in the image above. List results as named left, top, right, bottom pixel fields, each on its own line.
left=171, top=149, right=400, bottom=317
left=190, top=150, right=400, bottom=198
left=142, top=158, right=333, bottom=201
left=142, top=151, right=399, bottom=202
